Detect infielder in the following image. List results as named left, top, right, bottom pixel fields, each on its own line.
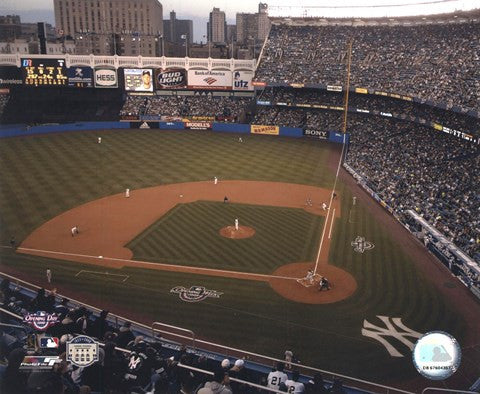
left=46, top=269, right=52, bottom=284
left=71, top=226, right=79, bottom=237
left=322, top=202, right=328, bottom=210
left=214, top=176, right=218, bottom=185
left=125, top=188, right=130, bottom=198
left=235, top=218, right=239, bottom=231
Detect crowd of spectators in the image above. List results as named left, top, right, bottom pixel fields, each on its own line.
left=0, top=93, right=9, bottom=119
left=253, top=107, right=342, bottom=130
left=0, top=280, right=345, bottom=393
left=255, top=21, right=480, bottom=110
left=345, top=115, right=480, bottom=261
left=120, top=95, right=253, bottom=121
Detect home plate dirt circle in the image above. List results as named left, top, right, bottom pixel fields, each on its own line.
left=219, top=225, right=256, bottom=239
left=269, top=262, right=357, bottom=304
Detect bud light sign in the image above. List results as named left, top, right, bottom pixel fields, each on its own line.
left=232, top=70, right=253, bottom=91
left=94, top=68, right=118, bottom=88
left=155, top=68, right=187, bottom=89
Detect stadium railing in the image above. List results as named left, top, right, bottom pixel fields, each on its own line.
left=0, top=272, right=415, bottom=394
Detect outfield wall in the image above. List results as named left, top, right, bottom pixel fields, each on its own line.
left=0, top=121, right=346, bottom=143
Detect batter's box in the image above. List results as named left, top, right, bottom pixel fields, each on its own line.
left=297, top=274, right=322, bottom=288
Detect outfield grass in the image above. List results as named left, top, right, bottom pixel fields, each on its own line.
left=0, top=130, right=333, bottom=244
left=127, top=201, right=324, bottom=273
left=0, top=130, right=468, bottom=384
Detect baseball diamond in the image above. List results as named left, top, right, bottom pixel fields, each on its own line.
left=1, top=129, right=478, bottom=391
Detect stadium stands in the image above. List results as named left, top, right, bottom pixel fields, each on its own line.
left=0, top=275, right=363, bottom=394
left=120, top=95, right=254, bottom=123
left=255, top=18, right=480, bottom=111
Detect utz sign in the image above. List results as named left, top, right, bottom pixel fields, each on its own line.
left=155, top=68, right=187, bottom=89
left=94, top=68, right=118, bottom=88
left=232, top=70, right=253, bottom=91
left=23, top=311, right=59, bottom=331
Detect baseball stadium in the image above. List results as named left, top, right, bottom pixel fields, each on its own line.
left=0, top=1, right=479, bottom=393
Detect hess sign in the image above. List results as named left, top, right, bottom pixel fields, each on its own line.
left=21, top=58, right=67, bottom=87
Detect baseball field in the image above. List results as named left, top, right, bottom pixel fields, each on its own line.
left=1, top=129, right=479, bottom=390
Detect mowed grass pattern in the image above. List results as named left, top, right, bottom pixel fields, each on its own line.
left=0, top=130, right=333, bottom=244
left=127, top=201, right=324, bottom=273
left=0, top=129, right=472, bottom=383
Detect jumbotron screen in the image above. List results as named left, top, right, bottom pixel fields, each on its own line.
left=21, top=58, right=68, bottom=87
left=124, top=68, right=153, bottom=92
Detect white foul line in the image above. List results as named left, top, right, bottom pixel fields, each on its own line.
left=328, top=209, right=336, bottom=240
left=314, top=134, right=347, bottom=275
left=16, top=246, right=299, bottom=281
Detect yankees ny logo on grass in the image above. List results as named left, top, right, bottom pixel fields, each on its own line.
left=171, top=286, right=223, bottom=302
left=351, top=236, right=375, bottom=253
left=362, top=315, right=423, bottom=357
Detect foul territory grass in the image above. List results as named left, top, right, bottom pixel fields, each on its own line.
left=0, top=130, right=468, bottom=384
left=127, top=201, right=324, bottom=273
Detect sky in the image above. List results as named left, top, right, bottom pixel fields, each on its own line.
left=1, top=0, right=478, bottom=41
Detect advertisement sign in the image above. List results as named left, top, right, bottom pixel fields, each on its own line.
left=184, top=121, right=212, bottom=130
left=232, top=70, right=253, bottom=91
left=303, top=129, right=328, bottom=139
left=21, top=58, right=67, bottom=87
left=355, top=87, right=368, bottom=94
left=94, top=68, right=118, bottom=88
left=251, top=125, right=279, bottom=135
left=252, top=81, right=267, bottom=87
left=124, top=68, right=153, bottom=92
left=327, top=85, right=342, bottom=92
left=155, top=68, right=187, bottom=89
left=187, top=69, right=232, bottom=90
left=182, top=116, right=215, bottom=122
left=67, top=66, right=93, bottom=88
left=0, top=66, right=22, bottom=87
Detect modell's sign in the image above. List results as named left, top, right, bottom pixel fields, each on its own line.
left=94, top=68, right=118, bottom=88
left=185, top=121, right=212, bottom=130
left=155, top=68, right=186, bottom=89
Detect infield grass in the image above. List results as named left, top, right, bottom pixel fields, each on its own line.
left=0, top=129, right=473, bottom=385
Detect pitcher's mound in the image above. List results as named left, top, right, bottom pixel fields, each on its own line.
left=219, top=226, right=255, bottom=239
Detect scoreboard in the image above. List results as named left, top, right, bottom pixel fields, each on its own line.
left=21, top=58, right=68, bottom=87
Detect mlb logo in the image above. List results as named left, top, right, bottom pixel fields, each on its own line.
left=40, top=337, right=59, bottom=349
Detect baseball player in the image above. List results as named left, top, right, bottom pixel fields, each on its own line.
left=267, top=362, right=288, bottom=391
left=46, top=269, right=52, bottom=284
left=235, top=218, right=239, bottom=231
left=98, top=137, right=102, bottom=144
left=318, top=276, right=331, bottom=291
left=71, top=226, right=77, bottom=236
left=285, top=371, right=305, bottom=393
left=306, top=198, right=312, bottom=207
left=125, top=188, right=130, bottom=198
left=238, top=137, right=243, bottom=143
left=305, top=270, right=314, bottom=284
left=322, top=202, right=328, bottom=210
left=214, top=176, right=218, bottom=185
left=353, top=196, right=357, bottom=205
left=224, top=196, right=229, bottom=203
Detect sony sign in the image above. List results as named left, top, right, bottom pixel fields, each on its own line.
left=94, top=68, right=118, bottom=88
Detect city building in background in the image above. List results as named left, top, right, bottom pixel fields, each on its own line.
left=207, top=7, right=226, bottom=44
left=236, top=3, right=270, bottom=59
left=53, top=0, right=163, bottom=56
left=0, top=15, right=75, bottom=55
left=163, top=11, right=193, bottom=45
